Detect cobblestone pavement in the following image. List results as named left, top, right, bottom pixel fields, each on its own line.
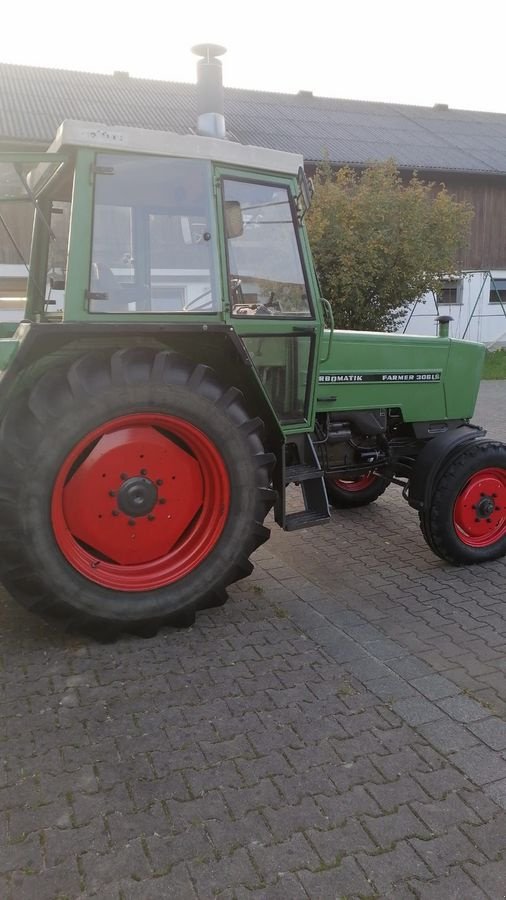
left=1, top=381, right=506, bottom=899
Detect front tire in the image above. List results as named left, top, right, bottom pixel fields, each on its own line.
left=419, top=440, right=506, bottom=564
left=0, top=348, right=274, bottom=631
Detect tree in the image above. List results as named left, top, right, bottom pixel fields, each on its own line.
left=306, top=160, right=473, bottom=332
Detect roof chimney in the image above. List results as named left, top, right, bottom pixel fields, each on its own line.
left=191, top=43, right=227, bottom=139
left=433, top=103, right=449, bottom=111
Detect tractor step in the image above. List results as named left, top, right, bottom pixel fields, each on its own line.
left=285, top=463, right=324, bottom=484
left=276, top=434, right=330, bottom=532
left=284, top=510, right=331, bottom=531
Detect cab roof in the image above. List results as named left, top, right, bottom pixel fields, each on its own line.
left=49, top=119, right=304, bottom=176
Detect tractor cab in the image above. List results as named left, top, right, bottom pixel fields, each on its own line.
left=0, top=121, right=325, bottom=432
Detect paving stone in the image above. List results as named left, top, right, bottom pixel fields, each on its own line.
left=309, top=819, right=376, bottom=862
left=437, top=695, right=490, bottom=724
left=413, top=766, right=470, bottom=800
left=409, top=868, right=488, bottom=899
left=368, top=674, right=417, bottom=701
left=206, top=811, right=273, bottom=856
left=417, top=719, right=480, bottom=753
left=410, top=674, right=460, bottom=700
left=250, top=833, right=320, bottom=881
left=411, top=827, right=486, bottom=875
left=412, top=793, right=481, bottom=831
left=462, top=812, right=506, bottom=859
left=188, top=848, right=260, bottom=896
left=363, top=805, right=430, bottom=846
left=235, top=872, right=309, bottom=900
left=467, top=716, right=506, bottom=750
left=392, top=697, right=446, bottom=726
left=367, top=775, right=430, bottom=812
left=298, top=856, right=373, bottom=899
left=465, top=858, right=506, bottom=898
left=357, top=841, right=433, bottom=892
left=9, top=860, right=82, bottom=900
left=483, top=777, right=506, bottom=810
left=364, top=638, right=406, bottom=659
left=451, top=745, right=506, bottom=786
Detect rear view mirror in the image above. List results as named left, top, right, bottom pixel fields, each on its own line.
left=224, top=200, right=244, bottom=239
left=296, top=166, right=314, bottom=220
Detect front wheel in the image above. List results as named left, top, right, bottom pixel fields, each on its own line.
left=420, top=440, right=506, bottom=564
left=325, top=471, right=388, bottom=509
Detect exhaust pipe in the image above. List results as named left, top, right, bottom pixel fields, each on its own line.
left=192, top=43, right=227, bottom=139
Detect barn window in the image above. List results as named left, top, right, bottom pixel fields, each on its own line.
left=489, top=278, right=506, bottom=305
left=437, top=279, right=462, bottom=305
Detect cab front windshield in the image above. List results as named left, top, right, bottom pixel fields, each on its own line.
left=90, top=155, right=218, bottom=314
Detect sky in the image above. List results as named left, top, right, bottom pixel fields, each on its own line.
left=3, top=0, right=506, bottom=114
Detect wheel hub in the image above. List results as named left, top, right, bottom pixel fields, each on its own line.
left=475, top=495, right=495, bottom=520
left=453, top=467, right=506, bottom=547
left=117, top=476, right=158, bottom=517
left=51, top=413, right=230, bottom=590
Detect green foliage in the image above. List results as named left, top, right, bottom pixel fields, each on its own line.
left=483, top=350, right=506, bottom=380
left=306, top=160, right=473, bottom=332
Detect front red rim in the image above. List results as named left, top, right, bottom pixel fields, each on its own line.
left=51, top=413, right=230, bottom=591
left=330, top=472, right=378, bottom=493
left=453, top=467, right=506, bottom=548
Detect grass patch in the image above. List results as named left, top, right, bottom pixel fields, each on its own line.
left=482, top=349, right=506, bottom=379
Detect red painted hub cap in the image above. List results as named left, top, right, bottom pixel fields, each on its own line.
left=331, top=472, right=378, bottom=492
left=453, top=467, right=506, bottom=548
left=51, top=413, right=230, bottom=591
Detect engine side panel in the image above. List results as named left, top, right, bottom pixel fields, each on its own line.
left=317, top=330, right=485, bottom=423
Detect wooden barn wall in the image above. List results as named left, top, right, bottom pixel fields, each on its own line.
left=435, top=174, right=506, bottom=270
left=0, top=202, right=34, bottom=264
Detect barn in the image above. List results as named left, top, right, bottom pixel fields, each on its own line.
left=1, top=62, right=506, bottom=340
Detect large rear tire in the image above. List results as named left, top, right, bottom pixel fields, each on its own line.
left=325, top=471, right=388, bottom=509
left=419, top=440, right=506, bottom=564
left=0, top=348, right=274, bottom=632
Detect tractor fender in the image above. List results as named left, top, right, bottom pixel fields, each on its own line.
left=408, top=424, right=486, bottom=512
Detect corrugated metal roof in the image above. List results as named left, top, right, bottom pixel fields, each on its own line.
left=2, top=62, right=506, bottom=175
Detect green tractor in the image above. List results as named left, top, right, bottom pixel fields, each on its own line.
left=0, top=45, right=504, bottom=634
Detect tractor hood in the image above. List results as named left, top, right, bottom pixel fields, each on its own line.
left=317, top=329, right=486, bottom=424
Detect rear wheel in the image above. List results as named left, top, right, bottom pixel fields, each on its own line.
left=0, top=348, right=274, bottom=632
left=419, top=440, right=506, bottom=564
left=325, top=471, right=388, bottom=509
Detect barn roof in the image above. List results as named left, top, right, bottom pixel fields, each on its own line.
left=2, top=62, right=506, bottom=176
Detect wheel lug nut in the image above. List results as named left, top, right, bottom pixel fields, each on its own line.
left=148, top=515, right=155, bottom=522
left=120, top=472, right=128, bottom=481
left=159, top=498, right=166, bottom=505
left=112, top=510, right=119, bottom=517
left=156, top=479, right=163, bottom=486
left=140, top=468, right=148, bottom=476
left=109, top=490, right=116, bottom=497
left=128, top=519, right=135, bottom=526
left=487, top=518, right=492, bottom=524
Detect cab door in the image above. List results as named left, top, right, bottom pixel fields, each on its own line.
left=216, top=169, right=322, bottom=431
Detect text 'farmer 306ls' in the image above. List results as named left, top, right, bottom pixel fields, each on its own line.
left=0, top=45, right=504, bottom=634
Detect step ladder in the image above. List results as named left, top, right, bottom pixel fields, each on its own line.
left=281, top=434, right=330, bottom=532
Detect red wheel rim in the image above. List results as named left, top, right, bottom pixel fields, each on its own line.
left=330, top=472, right=378, bottom=492
left=453, top=467, right=506, bottom=548
left=51, top=413, right=230, bottom=591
